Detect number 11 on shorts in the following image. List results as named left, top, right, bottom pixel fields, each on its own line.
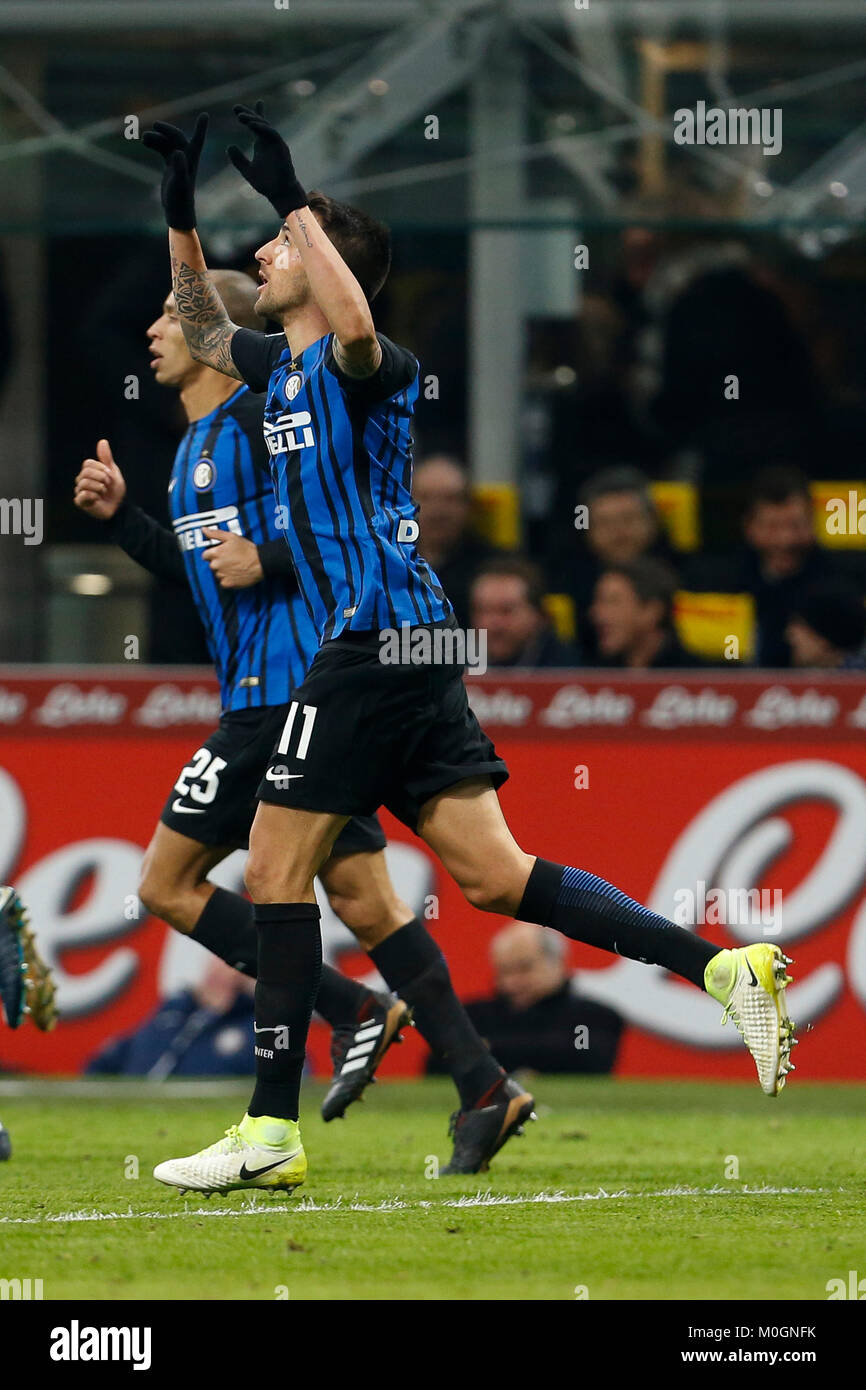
left=277, top=702, right=318, bottom=760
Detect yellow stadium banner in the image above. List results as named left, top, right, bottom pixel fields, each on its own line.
left=674, top=590, right=755, bottom=663
left=810, top=482, right=866, bottom=550
left=542, top=592, right=576, bottom=643
left=471, top=482, right=521, bottom=550
left=650, top=480, right=701, bottom=552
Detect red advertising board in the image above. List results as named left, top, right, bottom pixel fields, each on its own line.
left=1, top=666, right=865, bottom=1080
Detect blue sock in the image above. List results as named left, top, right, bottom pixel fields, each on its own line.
left=517, top=859, right=717, bottom=989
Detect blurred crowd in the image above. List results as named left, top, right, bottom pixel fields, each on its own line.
left=411, top=228, right=866, bottom=672
left=87, top=926, right=624, bottom=1079
left=5, top=219, right=863, bottom=672
left=415, top=455, right=866, bottom=671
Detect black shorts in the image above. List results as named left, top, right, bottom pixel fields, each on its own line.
left=160, top=705, right=386, bottom=855
left=257, top=627, right=509, bottom=832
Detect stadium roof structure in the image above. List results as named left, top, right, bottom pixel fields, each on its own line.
left=1, top=0, right=865, bottom=28
left=1, top=0, right=865, bottom=539
left=0, top=0, right=865, bottom=240
left=0, top=0, right=865, bottom=663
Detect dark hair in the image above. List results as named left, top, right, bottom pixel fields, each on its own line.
left=747, top=466, right=811, bottom=512
left=473, top=556, right=548, bottom=613
left=307, top=190, right=392, bottom=302
left=604, top=555, right=678, bottom=626
left=580, top=465, right=656, bottom=516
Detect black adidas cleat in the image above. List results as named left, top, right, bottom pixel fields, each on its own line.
left=0, top=1120, right=10, bottom=1161
left=0, top=887, right=58, bottom=1031
left=321, top=991, right=413, bottom=1121
left=442, top=1076, right=536, bottom=1175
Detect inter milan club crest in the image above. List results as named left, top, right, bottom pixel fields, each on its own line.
left=192, top=457, right=216, bottom=491
left=284, top=371, right=304, bottom=403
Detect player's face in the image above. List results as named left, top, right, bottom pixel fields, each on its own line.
left=590, top=572, right=656, bottom=658
left=254, top=222, right=311, bottom=320
left=147, top=294, right=196, bottom=387
left=470, top=576, right=542, bottom=665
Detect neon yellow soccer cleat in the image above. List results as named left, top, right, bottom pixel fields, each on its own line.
left=705, top=943, right=797, bottom=1095
left=153, top=1115, right=307, bottom=1195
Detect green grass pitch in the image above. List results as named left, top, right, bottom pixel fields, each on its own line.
left=1, top=1077, right=864, bottom=1301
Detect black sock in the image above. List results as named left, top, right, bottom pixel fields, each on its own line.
left=369, top=918, right=504, bottom=1110
left=190, top=888, right=258, bottom=978
left=190, top=888, right=377, bottom=1027
left=518, top=859, right=717, bottom=990
left=315, top=966, right=373, bottom=1029
left=248, top=903, right=322, bottom=1122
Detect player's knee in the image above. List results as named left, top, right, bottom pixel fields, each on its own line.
left=460, top=871, right=524, bottom=917
left=325, top=886, right=407, bottom=948
left=243, top=854, right=273, bottom=903
left=325, top=889, right=365, bottom=935
left=330, top=898, right=391, bottom=949
left=138, top=866, right=181, bottom=925
left=244, top=852, right=303, bottom=904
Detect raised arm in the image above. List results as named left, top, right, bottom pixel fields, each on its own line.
left=283, top=208, right=379, bottom=377
left=228, top=104, right=380, bottom=377
left=169, top=229, right=242, bottom=379
left=143, top=114, right=242, bottom=379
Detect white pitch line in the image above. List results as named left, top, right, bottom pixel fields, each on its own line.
left=0, top=1184, right=827, bottom=1226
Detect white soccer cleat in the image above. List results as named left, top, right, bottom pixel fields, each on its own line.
left=705, top=943, right=797, bottom=1096
left=153, top=1114, right=307, bottom=1195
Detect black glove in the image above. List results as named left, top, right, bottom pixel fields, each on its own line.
left=227, top=102, right=308, bottom=219
left=142, top=113, right=208, bottom=231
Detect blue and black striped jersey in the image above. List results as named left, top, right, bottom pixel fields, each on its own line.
left=168, top=385, right=319, bottom=710
left=230, top=329, right=452, bottom=642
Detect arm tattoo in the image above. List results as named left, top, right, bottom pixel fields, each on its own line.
left=294, top=213, right=314, bottom=249
left=170, top=255, right=242, bottom=379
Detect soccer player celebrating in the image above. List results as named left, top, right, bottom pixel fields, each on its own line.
left=147, top=110, right=795, bottom=1196
left=74, top=259, right=525, bottom=1168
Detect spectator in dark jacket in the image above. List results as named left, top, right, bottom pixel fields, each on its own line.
left=685, top=467, right=844, bottom=667
left=428, top=922, right=623, bottom=1075
left=786, top=580, right=866, bottom=669
left=470, top=557, right=580, bottom=667
left=86, top=959, right=255, bottom=1079
left=413, top=454, right=499, bottom=628
left=548, top=466, right=677, bottom=658
left=590, top=556, right=703, bottom=669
